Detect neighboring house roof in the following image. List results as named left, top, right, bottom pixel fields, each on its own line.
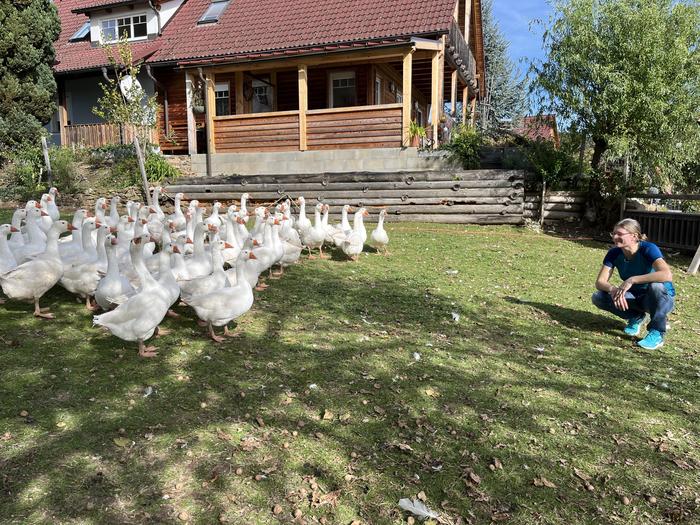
left=72, top=0, right=142, bottom=14
left=515, top=115, right=560, bottom=147
left=54, top=0, right=457, bottom=73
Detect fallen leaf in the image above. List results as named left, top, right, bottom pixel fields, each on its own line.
left=113, top=437, right=130, bottom=447
left=373, top=406, right=386, bottom=415
left=272, top=505, right=283, bottom=515
left=216, top=429, right=232, bottom=441
left=322, top=410, right=334, bottom=420
left=573, top=468, right=591, bottom=482
left=533, top=476, right=556, bottom=488
left=425, top=388, right=440, bottom=398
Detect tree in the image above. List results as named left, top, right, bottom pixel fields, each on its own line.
left=93, top=36, right=159, bottom=149
left=0, top=0, right=60, bottom=162
left=532, top=0, right=700, bottom=186
left=477, top=0, right=529, bottom=134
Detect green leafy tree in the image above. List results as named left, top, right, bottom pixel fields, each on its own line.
left=532, top=0, right=700, bottom=188
left=0, top=0, right=60, bottom=162
left=477, top=0, right=529, bottom=134
left=93, top=36, right=159, bottom=149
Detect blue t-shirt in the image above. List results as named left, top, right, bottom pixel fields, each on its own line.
left=603, top=241, right=675, bottom=296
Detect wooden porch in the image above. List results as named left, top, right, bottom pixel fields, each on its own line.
left=62, top=123, right=159, bottom=148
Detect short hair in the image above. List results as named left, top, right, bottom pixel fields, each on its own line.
left=614, top=218, right=647, bottom=241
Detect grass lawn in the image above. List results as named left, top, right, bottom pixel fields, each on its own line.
left=1, top=212, right=699, bottom=524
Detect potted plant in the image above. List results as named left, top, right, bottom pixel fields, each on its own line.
left=407, top=120, right=427, bottom=147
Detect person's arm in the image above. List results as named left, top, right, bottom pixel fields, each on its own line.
left=595, top=265, right=616, bottom=293
left=619, top=258, right=673, bottom=289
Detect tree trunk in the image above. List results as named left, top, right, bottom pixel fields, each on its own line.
left=591, top=136, right=608, bottom=172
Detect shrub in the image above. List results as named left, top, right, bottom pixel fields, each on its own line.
left=523, top=138, right=580, bottom=189
left=109, top=149, right=180, bottom=188
left=1, top=144, right=45, bottom=199
left=145, top=153, right=180, bottom=183
left=441, top=125, right=482, bottom=169
left=49, top=147, right=82, bottom=193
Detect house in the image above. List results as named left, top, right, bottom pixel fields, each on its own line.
left=51, top=0, right=485, bottom=173
left=514, top=115, right=560, bottom=148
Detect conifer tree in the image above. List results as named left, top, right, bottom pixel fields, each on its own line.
left=0, top=0, right=60, bottom=161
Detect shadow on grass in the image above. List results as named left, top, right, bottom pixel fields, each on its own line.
left=0, top=259, right=698, bottom=524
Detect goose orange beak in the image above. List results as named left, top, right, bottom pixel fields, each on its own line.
left=249, top=252, right=257, bottom=259
left=363, top=210, right=369, bottom=217
left=185, top=238, right=193, bottom=245
left=40, top=210, right=49, bottom=217
left=95, top=221, right=102, bottom=228
left=67, top=224, right=77, bottom=231
left=172, top=245, right=181, bottom=254
left=224, top=242, right=234, bottom=249
left=127, top=216, right=134, bottom=223
left=10, top=226, right=19, bottom=233
left=111, top=238, right=118, bottom=245
left=252, top=239, right=260, bottom=247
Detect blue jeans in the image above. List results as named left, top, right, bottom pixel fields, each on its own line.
left=591, top=282, right=674, bottom=333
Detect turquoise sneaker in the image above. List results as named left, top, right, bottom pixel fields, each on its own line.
left=637, top=330, right=664, bottom=350
left=624, top=316, right=645, bottom=337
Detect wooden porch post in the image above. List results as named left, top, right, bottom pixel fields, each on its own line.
left=401, top=49, right=413, bottom=147
left=58, top=79, right=68, bottom=146
left=462, top=86, right=468, bottom=124
left=470, top=97, right=477, bottom=127
left=205, top=71, right=216, bottom=154
left=185, top=72, right=197, bottom=155
left=464, top=0, right=472, bottom=44
left=298, top=64, right=308, bottom=151
left=431, top=49, right=440, bottom=149
left=450, top=70, right=458, bottom=117
left=235, top=72, right=245, bottom=115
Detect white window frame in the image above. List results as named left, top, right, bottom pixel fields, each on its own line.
left=375, top=77, right=382, bottom=105
left=328, top=71, right=356, bottom=108
left=101, top=13, right=148, bottom=43
left=214, top=82, right=230, bottom=116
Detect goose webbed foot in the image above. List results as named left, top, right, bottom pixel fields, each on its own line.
left=208, top=323, right=225, bottom=343
left=33, top=301, right=54, bottom=319
left=196, top=319, right=208, bottom=327
left=138, top=340, right=158, bottom=357
left=155, top=326, right=172, bottom=337
left=223, top=325, right=240, bottom=338
left=85, top=296, right=99, bottom=312
left=166, top=309, right=181, bottom=318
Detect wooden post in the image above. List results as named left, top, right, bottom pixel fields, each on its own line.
left=298, top=64, right=308, bottom=151
left=464, top=0, right=472, bottom=44
left=205, top=71, right=216, bottom=154
left=133, top=135, right=151, bottom=206
left=235, top=72, right=245, bottom=115
left=689, top=245, right=700, bottom=275
left=431, top=49, right=440, bottom=149
left=401, top=50, right=413, bottom=147
left=470, top=97, right=477, bottom=127
left=461, top=86, right=468, bottom=124
left=539, top=180, right=547, bottom=226
left=450, top=70, right=458, bottom=117
left=40, top=136, right=52, bottom=188
left=185, top=73, right=197, bottom=155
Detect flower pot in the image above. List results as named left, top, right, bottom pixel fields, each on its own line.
left=192, top=104, right=205, bottom=114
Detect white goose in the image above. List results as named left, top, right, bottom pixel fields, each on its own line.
left=168, top=192, right=186, bottom=231
left=7, top=208, right=27, bottom=252
left=341, top=208, right=369, bottom=261
left=185, top=249, right=256, bottom=342
left=0, top=224, right=18, bottom=275
left=179, top=240, right=230, bottom=303
left=369, top=209, right=390, bottom=255
left=300, top=203, right=328, bottom=258
left=295, top=196, right=312, bottom=233
left=95, top=236, right=135, bottom=311
left=93, top=236, right=170, bottom=357
left=60, top=223, right=110, bottom=310
left=47, top=187, right=61, bottom=222
left=12, top=206, right=49, bottom=264
left=0, top=220, right=75, bottom=318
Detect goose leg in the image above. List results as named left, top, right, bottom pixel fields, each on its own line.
left=155, top=325, right=172, bottom=337
left=33, top=299, right=54, bottom=319
left=85, top=295, right=98, bottom=312
left=319, top=245, right=330, bottom=259
left=307, top=246, right=316, bottom=259
left=208, top=322, right=225, bottom=343
left=166, top=309, right=181, bottom=318
left=138, top=339, right=158, bottom=357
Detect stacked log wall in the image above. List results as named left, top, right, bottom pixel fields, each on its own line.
left=164, top=169, right=525, bottom=224
left=523, top=191, right=586, bottom=223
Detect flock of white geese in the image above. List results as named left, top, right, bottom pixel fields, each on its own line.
left=0, top=187, right=389, bottom=356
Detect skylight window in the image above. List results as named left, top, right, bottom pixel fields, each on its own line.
left=69, top=22, right=91, bottom=42
left=198, top=0, right=230, bottom=24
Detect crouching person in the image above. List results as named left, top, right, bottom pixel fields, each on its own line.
left=592, top=218, right=675, bottom=350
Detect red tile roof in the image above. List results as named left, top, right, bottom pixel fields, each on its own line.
left=54, top=0, right=456, bottom=73
left=72, top=0, right=141, bottom=14
left=515, top=115, right=560, bottom=147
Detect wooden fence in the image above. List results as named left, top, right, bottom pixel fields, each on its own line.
left=64, top=124, right=158, bottom=148
left=523, top=191, right=586, bottom=223
left=164, top=169, right=525, bottom=224
left=214, top=111, right=300, bottom=152
left=306, top=105, right=403, bottom=150
left=624, top=193, right=700, bottom=252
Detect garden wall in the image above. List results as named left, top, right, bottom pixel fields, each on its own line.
left=523, top=191, right=587, bottom=224
left=164, top=170, right=526, bottom=224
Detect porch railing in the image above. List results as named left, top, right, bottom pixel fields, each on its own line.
left=448, top=20, right=477, bottom=88
left=306, top=104, right=403, bottom=150
left=64, top=123, right=159, bottom=148
left=214, top=111, right=300, bottom=152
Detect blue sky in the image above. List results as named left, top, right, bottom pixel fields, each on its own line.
left=492, top=0, right=553, bottom=80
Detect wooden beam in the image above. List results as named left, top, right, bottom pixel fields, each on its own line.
left=410, top=38, right=443, bottom=51
left=57, top=80, right=68, bottom=146
left=270, top=71, right=278, bottom=111
left=210, top=47, right=410, bottom=74
left=465, top=0, right=472, bottom=45
left=402, top=50, right=413, bottom=147
left=298, top=64, right=308, bottom=151
left=450, top=70, right=458, bottom=116
left=205, top=71, right=216, bottom=154
left=185, top=72, right=197, bottom=155
left=470, top=96, right=477, bottom=127
left=235, top=72, right=245, bottom=115
left=462, top=86, right=468, bottom=123
left=431, top=49, right=440, bottom=149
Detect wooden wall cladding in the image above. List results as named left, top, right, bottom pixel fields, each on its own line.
left=164, top=169, right=526, bottom=225
left=306, top=105, right=402, bottom=150
left=213, top=112, right=300, bottom=152
left=156, top=69, right=189, bottom=152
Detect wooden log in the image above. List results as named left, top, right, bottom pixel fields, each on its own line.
left=165, top=179, right=523, bottom=194
left=524, top=194, right=587, bottom=204
left=170, top=169, right=526, bottom=186
left=523, top=202, right=584, bottom=212
left=524, top=210, right=582, bottom=220
left=179, top=187, right=522, bottom=201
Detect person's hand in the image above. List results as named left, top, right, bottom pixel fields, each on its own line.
left=612, top=279, right=634, bottom=311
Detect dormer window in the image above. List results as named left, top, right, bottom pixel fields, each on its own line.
left=69, top=21, right=91, bottom=42
left=101, top=14, right=148, bottom=42
left=198, top=0, right=230, bottom=24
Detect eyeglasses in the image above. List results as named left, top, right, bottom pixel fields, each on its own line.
left=609, top=231, right=634, bottom=238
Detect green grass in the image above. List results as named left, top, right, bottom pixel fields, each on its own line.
left=1, top=214, right=700, bottom=524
